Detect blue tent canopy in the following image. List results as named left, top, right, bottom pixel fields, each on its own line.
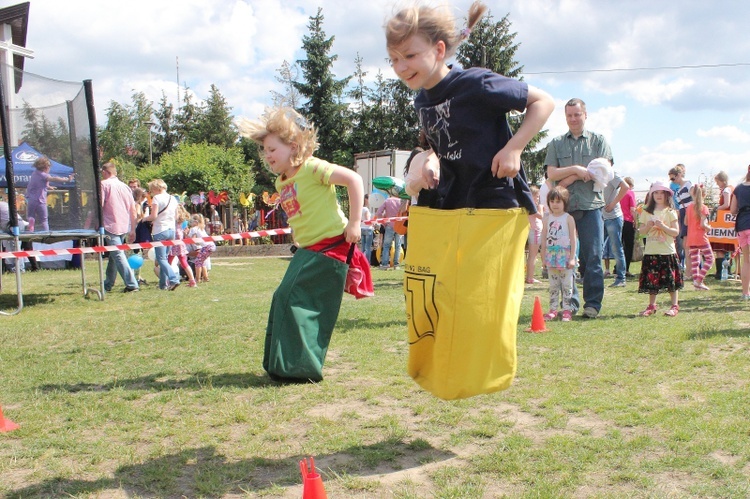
left=0, top=142, right=75, bottom=189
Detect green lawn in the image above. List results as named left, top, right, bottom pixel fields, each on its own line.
left=1, top=255, right=749, bottom=498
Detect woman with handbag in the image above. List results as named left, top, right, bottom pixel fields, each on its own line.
left=142, top=179, right=181, bottom=291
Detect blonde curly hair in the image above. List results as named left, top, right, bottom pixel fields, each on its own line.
left=237, top=107, right=318, bottom=168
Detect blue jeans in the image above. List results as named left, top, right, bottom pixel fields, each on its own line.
left=104, top=231, right=139, bottom=291
left=604, top=216, right=626, bottom=283
left=570, top=208, right=604, bottom=313
left=360, top=228, right=374, bottom=265
left=152, top=229, right=180, bottom=289
left=380, top=225, right=402, bottom=267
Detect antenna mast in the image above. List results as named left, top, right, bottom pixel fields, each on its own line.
left=176, top=56, right=180, bottom=106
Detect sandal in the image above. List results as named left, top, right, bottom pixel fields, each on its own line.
left=664, top=305, right=679, bottom=317
left=525, top=278, right=541, bottom=284
left=639, top=304, right=657, bottom=317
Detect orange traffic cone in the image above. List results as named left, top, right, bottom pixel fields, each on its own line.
left=525, top=296, right=548, bottom=333
left=0, top=404, right=20, bottom=432
left=300, top=456, right=327, bottom=499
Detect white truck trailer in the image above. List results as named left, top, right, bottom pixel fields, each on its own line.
left=353, top=149, right=411, bottom=210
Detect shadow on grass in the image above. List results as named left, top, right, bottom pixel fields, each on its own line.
left=686, top=326, right=750, bottom=340
left=372, top=279, right=405, bottom=290
left=7, top=440, right=456, bottom=498
left=0, top=292, right=57, bottom=310
left=337, top=316, right=406, bottom=332
left=38, top=371, right=273, bottom=393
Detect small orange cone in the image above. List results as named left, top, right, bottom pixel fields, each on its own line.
left=0, top=404, right=20, bottom=432
left=300, top=456, right=327, bottom=499
left=525, top=296, right=548, bottom=333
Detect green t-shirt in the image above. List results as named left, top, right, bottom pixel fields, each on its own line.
left=544, top=130, right=613, bottom=212
left=275, top=157, right=347, bottom=248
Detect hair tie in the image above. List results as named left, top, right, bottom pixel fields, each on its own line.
left=459, top=27, right=471, bottom=40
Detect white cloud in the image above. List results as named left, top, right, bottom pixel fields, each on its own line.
left=697, top=126, right=750, bottom=143
left=650, top=139, right=694, bottom=153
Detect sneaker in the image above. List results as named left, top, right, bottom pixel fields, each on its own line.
left=664, top=305, right=679, bottom=317
left=561, top=310, right=572, bottom=322
left=378, top=265, right=390, bottom=270
left=582, top=307, right=599, bottom=319
left=544, top=310, right=558, bottom=320
left=137, top=278, right=147, bottom=285
left=639, top=304, right=657, bottom=317
left=693, top=281, right=710, bottom=291
left=168, top=282, right=180, bottom=291
left=625, top=272, right=635, bottom=278
left=123, top=287, right=139, bottom=293
left=609, top=281, right=625, bottom=288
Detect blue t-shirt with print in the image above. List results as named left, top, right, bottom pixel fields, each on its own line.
left=414, top=66, right=535, bottom=212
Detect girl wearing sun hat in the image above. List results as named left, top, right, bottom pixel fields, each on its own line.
left=637, top=180, right=684, bottom=317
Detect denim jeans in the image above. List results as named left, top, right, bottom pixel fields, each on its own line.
left=380, top=225, right=402, bottom=267
left=104, top=231, right=139, bottom=291
left=570, top=208, right=604, bottom=313
left=604, top=216, right=626, bottom=283
left=360, top=228, right=374, bottom=265
left=152, top=229, right=180, bottom=289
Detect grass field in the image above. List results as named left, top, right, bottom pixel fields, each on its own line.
left=1, top=254, right=749, bottom=498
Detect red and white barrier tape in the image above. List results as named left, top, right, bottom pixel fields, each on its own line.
left=0, top=216, right=407, bottom=260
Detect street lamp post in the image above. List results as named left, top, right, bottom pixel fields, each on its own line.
left=144, top=121, right=156, bottom=164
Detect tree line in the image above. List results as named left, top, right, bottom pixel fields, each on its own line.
left=86, top=8, right=547, bottom=206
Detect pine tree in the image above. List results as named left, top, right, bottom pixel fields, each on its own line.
left=174, top=88, right=201, bottom=145
left=194, top=84, right=238, bottom=149
left=153, top=92, right=178, bottom=162
left=293, top=8, right=351, bottom=163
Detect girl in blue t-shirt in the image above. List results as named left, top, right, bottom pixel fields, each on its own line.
left=384, top=1, right=555, bottom=399
left=385, top=2, right=554, bottom=210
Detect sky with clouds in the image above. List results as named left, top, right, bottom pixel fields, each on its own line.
left=7, top=0, right=750, bottom=191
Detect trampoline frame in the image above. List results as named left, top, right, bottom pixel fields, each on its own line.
left=0, top=72, right=105, bottom=316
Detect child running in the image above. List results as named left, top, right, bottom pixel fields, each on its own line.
left=684, top=184, right=714, bottom=291
left=385, top=1, right=554, bottom=399
left=540, top=186, right=577, bottom=322
left=730, top=165, right=750, bottom=299
left=237, top=106, right=371, bottom=383
left=637, top=180, right=683, bottom=317
left=187, top=213, right=215, bottom=283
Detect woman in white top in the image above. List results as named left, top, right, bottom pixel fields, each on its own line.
left=142, top=179, right=181, bottom=290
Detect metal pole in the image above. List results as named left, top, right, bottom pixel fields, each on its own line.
left=144, top=121, right=156, bottom=165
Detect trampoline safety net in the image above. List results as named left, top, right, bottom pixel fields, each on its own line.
left=0, top=61, right=101, bottom=234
